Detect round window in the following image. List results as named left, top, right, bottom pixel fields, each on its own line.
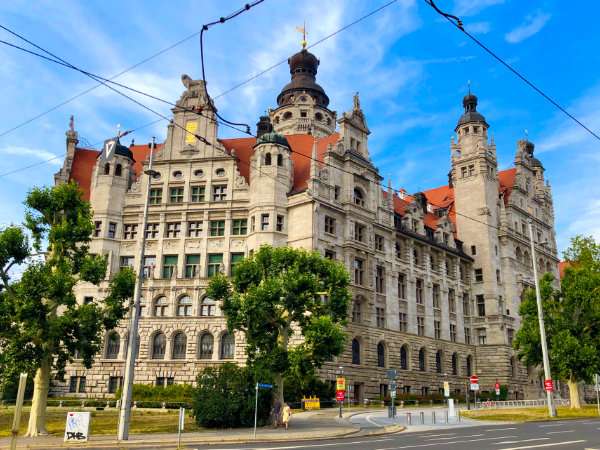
left=193, top=169, right=204, bottom=177
left=173, top=170, right=183, bottom=179
left=283, top=111, right=292, bottom=120
left=215, top=168, right=225, bottom=177
left=151, top=171, right=161, bottom=180
left=315, top=112, right=323, bottom=121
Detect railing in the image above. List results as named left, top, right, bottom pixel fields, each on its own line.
left=474, top=398, right=570, bottom=409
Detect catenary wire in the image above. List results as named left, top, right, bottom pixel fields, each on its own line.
left=424, top=0, right=600, bottom=143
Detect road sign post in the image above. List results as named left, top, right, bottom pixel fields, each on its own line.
left=495, top=381, right=500, bottom=400
left=470, top=375, right=479, bottom=406
left=177, top=407, right=184, bottom=449
left=254, top=383, right=273, bottom=439
left=9, top=373, right=27, bottom=450
left=336, top=376, right=345, bottom=418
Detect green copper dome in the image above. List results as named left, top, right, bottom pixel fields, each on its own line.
left=255, top=131, right=290, bottom=148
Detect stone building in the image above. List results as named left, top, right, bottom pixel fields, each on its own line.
left=53, top=46, right=559, bottom=401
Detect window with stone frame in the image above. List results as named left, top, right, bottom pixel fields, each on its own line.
left=450, top=324, right=457, bottom=342
left=376, top=307, right=385, bottom=328
left=187, top=221, right=203, bottom=237
left=165, top=222, right=181, bottom=238
left=448, top=288, right=456, bottom=313
left=324, top=216, right=336, bottom=235
left=200, top=297, right=216, bottom=317
left=433, top=283, right=441, bottom=309
left=142, top=255, right=156, bottom=278
left=231, top=219, right=247, bottom=235
left=94, top=221, right=102, bottom=237
left=162, top=255, right=177, bottom=279
left=190, top=185, right=205, bottom=202
left=354, top=223, right=365, bottom=242
left=464, top=327, right=472, bottom=345
left=476, top=294, right=486, bottom=316
left=466, top=355, right=473, bottom=376
left=172, top=332, right=187, bottom=359
left=353, top=187, right=365, bottom=207
left=477, top=328, right=487, bottom=345
left=434, top=320, right=441, bottom=339
left=353, top=258, right=364, bottom=285
left=153, top=296, right=168, bottom=317
left=324, top=249, right=336, bottom=260
left=120, top=255, right=134, bottom=270
left=230, top=253, right=244, bottom=275
left=207, top=253, right=223, bottom=277
left=416, top=278, right=424, bottom=304
left=184, top=254, right=200, bottom=278
left=451, top=353, right=458, bottom=375
left=220, top=333, right=235, bottom=359
left=418, top=348, right=426, bottom=371
left=417, top=316, right=425, bottom=336
left=177, top=296, right=192, bottom=316
left=260, top=214, right=269, bottom=231
left=507, top=328, right=514, bottom=345
left=413, top=247, right=422, bottom=266
left=209, top=220, right=225, bottom=236
left=151, top=332, right=166, bottom=359
left=462, top=293, right=470, bottom=316
left=105, top=332, right=120, bottom=359
left=374, top=234, right=384, bottom=252
left=108, top=222, right=117, bottom=239
left=334, top=185, right=340, bottom=201
left=468, top=164, right=475, bottom=176
left=377, top=342, right=385, bottom=367
left=474, top=268, right=483, bottom=282
left=212, top=184, right=227, bottom=201
left=69, top=376, right=86, bottom=393
left=397, top=273, right=406, bottom=299
left=276, top=215, right=284, bottom=232
left=352, top=299, right=362, bottom=323
left=400, top=345, right=409, bottom=370
left=198, top=333, right=214, bottom=359
left=149, top=188, right=162, bottom=205
left=145, top=223, right=159, bottom=239
left=108, top=376, right=123, bottom=394
left=395, top=241, right=403, bottom=259
left=435, top=350, right=443, bottom=373
left=375, top=265, right=385, bottom=294
left=123, top=224, right=137, bottom=240
left=399, top=312, right=408, bottom=332
left=351, top=338, right=360, bottom=365
left=169, top=186, right=184, bottom=203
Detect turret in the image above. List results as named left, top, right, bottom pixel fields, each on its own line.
left=338, top=93, right=370, bottom=160
left=54, top=115, right=79, bottom=185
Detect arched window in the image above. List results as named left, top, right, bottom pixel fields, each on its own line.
left=515, top=247, right=522, bottom=263
left=275, top=116, right=280, bottom=124
left=352, top=338, right=360, bottom=365
left=277, top=154, right=283, bottom=166
left=151, top=332, right=166, bottom=359
left=353, top=187, right=365, bottom=207
left=177, top=295, right=192, bottom=316
left=377, top=342, right=385, bottom=368
left=104, top=163, right=110, bottom=175
left=200, top=297, right=216, bottom=317
left=419, top=347, right=426, bottom=372
left=523, top=250, right=531, bottom=267
left=115, top=164, right=122, bottom=177
left=123, top=333, right=140, bottom=360
left=220, top=333, right=235, bottom=359
left=172, top=332, right=187, bottom=359
left=452, top=353, right=458, bottom=375
left=435, top=350, right=443, bottom=373
left=264, top=153, right=272, bottom=166
left=198, top=333, right=214, bottom=359
left=283, top=111, right=292, bottom=120
left=105, top=331, right=120, bottom=359
left=351, top=299, right=362, bottom=323
left=400, top=345, right=409, bottom=370
left=315, top=112, right=323, bottom=121
left=153, top=296, right=168, bottom=317
left=466, top=355, right=473, bottom=376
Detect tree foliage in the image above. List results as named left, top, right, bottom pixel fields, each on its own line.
left=207, top=246, right=350, bottom=403
left=513, top=235, right=600, bottom=407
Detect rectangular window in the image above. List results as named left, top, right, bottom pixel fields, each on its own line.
left=186, top=221, right=202, bottom=237
left=94, top=221, right=102, bottom=237
left=142, top=255, right=156, bottom=278
left=496, top=269, right=501, bottom=283
left=461, top=166, right=468, bottom=178
left=169, top=187, right=184, bottom=203
left=468, top=164, right=475, bottom=176
left=207, top=253, right=223, bottom=277
left=353, top=258, right=364, bottom=285
left=471, top=245, right=477, bottom=255
left=212, top=185, right=227, bottom=201
left=507, top=328, right=514, bottom=345
left=69, top=376, right=78, bottom=393
left=108, top=222, right=117, bottom=239
left=464, top=327, right=472, bottom=345
left=478, top=328, right=487, bottom=345
left=474, top=268, right=483, bottom=282
left=324, top=216, right=336, bottom=235
left=376, top=307, right=385, bottom=328
left=123, top=224, right=137, bottom=240
left=78, top=376, right=86, bottom=393
left=433, top=284, right=440, bottom=309
left=108, top=376, right=123, bottom=394
left=209, top=220, right=225, bottom=237
left=120, top=255, right=134, bottom=269
left=449, top=288, right=456, bottom=313
left=476, top=294, right=486, bottom=317
left=184, top=254, right=200, bottom=278
left=83, top=296, right=93, bottom=305
left=450, top=324, right=457, bottom=342
left=416, top=278, right=424, bottom=305
left=162, top=255, right=177, bottom=279
left=375, top=235, right=384, bottom=251
left=276, top=215, right=284, bottom=232
left=190, top=185, right=205, bottom=202
left=463, top=293, right=470, bottom=316
left=250, top=216, right=255, bottom=231
left=334, top=185, right=340, bottom=200
left=434, top=320, right=441, bottom=339
left=260, top=214, right=269, bottom=231
left=324, top=249, right=335, bottom=260
left=375, top=265, right=385, bottom=294
left=231, top=219, right=247, bottom=235
left=417, top=316, right=425, bottom=336
left=165, top=222, right=181, bottom=238
left=354, top=224, right=365, bottom=242
left=230, top=253, right=244, bottom=275
left=155, top=377, right=165, bottom=387
left=145, top=223, right=159, bottom=239
left=397, top=273, right=406, bottom=299
left=399, top=312, right=408, bottom=332
left=149, top=188, right=162, bottom=205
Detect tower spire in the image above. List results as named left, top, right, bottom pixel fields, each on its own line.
left=296, top=22, right=308, bottom=49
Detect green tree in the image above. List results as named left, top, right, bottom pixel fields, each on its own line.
left=207, top=246, right=350, bottom=405
left=0, top=182, right=135, bottom=436
left=514, top=235, right=600, bottom=408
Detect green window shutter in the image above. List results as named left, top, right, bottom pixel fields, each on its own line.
left=208, top=254, right=223, bottom=264
left=186, top=254, right=200, bottom=264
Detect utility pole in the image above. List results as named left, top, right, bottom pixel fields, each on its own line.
left=527, top=218, right=557, bottom=418
left=118, top=138, right=157, bottom=440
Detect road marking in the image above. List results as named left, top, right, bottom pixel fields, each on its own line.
left=538, top=422, right=570, bottom=428
left=366, top=414, right=382, bottom=427
left=546, top=429, right=575, bottom=434
left=426, top=433, right=483, bottom=441
left=498, top=440, right=586, bottom=450
left=375, top=435, right=519, bottom=449
left=487, top=427, right=518, bottom=431
left=207, top=437, right=396, bottom=450
left=495, top=439, right=550, bottom=444
left=422, top=433, right=457, bottom=437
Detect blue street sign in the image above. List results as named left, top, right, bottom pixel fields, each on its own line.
left=257, top=383, right=273, bottom=389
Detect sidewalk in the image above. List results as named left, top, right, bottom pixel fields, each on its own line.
left=2, top=409, right=404, bottom=449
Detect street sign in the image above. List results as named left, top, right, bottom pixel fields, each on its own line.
left=386, top=369, right=397, bottom=380
left=544, top=379, right=554, bottom=392
left=102, top=138, right=118, bottom=162
left=258, top=383, right=273, bottom=389
left=336, top=390, right=345, bottom=402
left=443, top=381, right=450, bottom=398
left=469, top=375, right=479, bottom=384
left=64, top=412, right=90, bottom=442
left=336, top=377, right=346, bottom=391
left=470, top=383, right=479, bottom=391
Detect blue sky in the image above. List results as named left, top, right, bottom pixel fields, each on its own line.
left=1, top=0, right=599, bottom=254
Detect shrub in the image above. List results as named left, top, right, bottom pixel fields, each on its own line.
left=283, top=374, right=334, bottom=403
left=116, top=383, right=194, bottom=403
left=192, top=363, right=272, bottom=428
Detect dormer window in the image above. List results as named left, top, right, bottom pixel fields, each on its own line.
left=353, top=187, right=365, bottom=207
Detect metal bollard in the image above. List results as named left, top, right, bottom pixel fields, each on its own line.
left=407, top=412, right=412, bottom=425
left=445, top=410, right=448, bottom=423
left=432, top=411, right=436, bottom=424
left=420, top=411, right=424, bottom=424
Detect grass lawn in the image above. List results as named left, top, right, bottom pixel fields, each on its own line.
left=462, top=405, right=600, bottom=422
left=0, top=407, right=202, bottom=437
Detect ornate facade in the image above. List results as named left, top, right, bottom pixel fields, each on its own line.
left=53, top=47, right=559, bottom=400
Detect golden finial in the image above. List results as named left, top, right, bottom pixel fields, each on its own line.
left=296, top=21, right=308, bottom=49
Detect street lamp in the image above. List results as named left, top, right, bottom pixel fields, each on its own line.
left=117, top=138, right=157, bottom=440
left=527, top=218, right=557, bottom=417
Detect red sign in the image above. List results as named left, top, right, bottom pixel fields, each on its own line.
left=495, top=382, right=500, bottom=390
left=544, top=379, right=554, bottom=392
left=470, top=375, right=479, bottom=384
left=336, top=390, right=345, bottom=402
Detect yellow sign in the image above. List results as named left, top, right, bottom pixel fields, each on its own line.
left=336, top=377, right=346, bottom=391
left=185, top=121, right=198, bottom=144
left=302, top=396, right=321, bottom=410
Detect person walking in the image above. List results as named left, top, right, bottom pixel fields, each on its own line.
left=282, top=403, right=292, bottom=430
left=272, top=400, right=282, bottom=428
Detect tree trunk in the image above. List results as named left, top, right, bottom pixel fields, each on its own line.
left=26, top=356, right=51, bottom=436
left=275, top=372, right=285, bottom=407
left=567, top=377, right=581, bottom=409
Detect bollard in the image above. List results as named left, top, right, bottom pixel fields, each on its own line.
left=162, top=401, right=166, bottom=409
left=59, top=400, right=63, bottom=408
left=407, top=412, right=412, bottom=425
left=419, top=411, right=424, bottom=424
left=432, top=411, right=436, bottom=424
left=458, top=408, right=461, bottom=422
left=445, top=410, right=448, bottom=424
left=81, top=400, right=85, bottom=408
left=400, top=401, right=404, bottom=408
left=106, top=401, right=110, bottom=409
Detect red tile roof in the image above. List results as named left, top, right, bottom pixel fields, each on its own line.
left=70, top=148, right=99, bottom=200
left=558, top=261, right=570, bottom=279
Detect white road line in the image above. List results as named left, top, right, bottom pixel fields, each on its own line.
left=366, top=414, right=382, bottom=427
left=498, top=440, right=586, bottom=450
left=538, top=422, right=570, bottom=428
left=422, top=433, right=457, bottom=437
left=207, top=438, right=394, bottom=450
left=426, top=433, right=483, bottom=441
left=495, top=439, right=550, bottom=445
left=376, top=435, right=519, bottom=449
left=487, top=427, right=518, bottom=431
left=546, top=429, right=575, bottom=434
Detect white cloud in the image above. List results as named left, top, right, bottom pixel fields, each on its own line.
left=505, top=11, right=551, bottom=44
left=0, top=145, right=62, bottom=166
left=465, top=21, right=491, bottom=34
left=453, top=0, right=504, bottom=16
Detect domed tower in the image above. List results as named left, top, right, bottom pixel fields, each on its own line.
left=270, top=47, right=336, bottom=137
left=247, top=124, right=293, bottom=251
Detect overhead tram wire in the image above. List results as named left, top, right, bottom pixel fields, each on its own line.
left=424, top=0, right=600, bottom=143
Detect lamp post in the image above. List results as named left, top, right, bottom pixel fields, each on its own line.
left=117, top=138, right=157, bottom=440
left=527, top=218, right=557, bottom=417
